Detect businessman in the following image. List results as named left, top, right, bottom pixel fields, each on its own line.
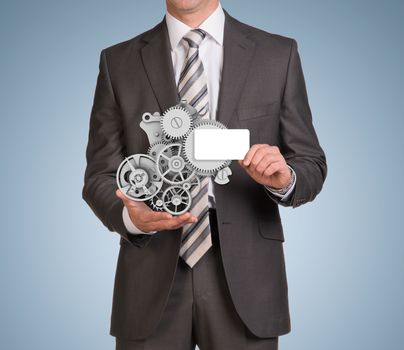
left=83, top=1, right=327, bottom=349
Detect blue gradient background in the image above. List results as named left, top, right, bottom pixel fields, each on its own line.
left=0, top=0, right=403, bottom=349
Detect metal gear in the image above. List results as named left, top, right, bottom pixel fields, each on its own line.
left=148, top=141, right=174, bottom=175
left=179, top=99, right=199, bottom=120
left=156, top=143, right=196, bottom=185
left=116, top=154, right=163, bottom=201
left=161, top=105, right=193, bottom=140
left=147, top=141, right=170, bottom=158
left=173, top=170, right=201, bottom=198
left=214, top=166, right=232, bottom=185
left=140, top=112, right=164, bottom=145
left=149, top=190, right=164, bottom=211
left=162, top=185, right=192, bottom=215
left=182, top=119, right=231, bottom=176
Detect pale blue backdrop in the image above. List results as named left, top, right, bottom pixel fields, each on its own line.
left=0, top=0, right=403, bottom=349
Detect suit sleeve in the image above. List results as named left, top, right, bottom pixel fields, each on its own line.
left=82, top=49, right=152, bottom=247
left=265, top=39, right=327, bottom=208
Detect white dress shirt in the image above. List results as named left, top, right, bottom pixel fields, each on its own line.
left=123, top=2, right=296, bottom=234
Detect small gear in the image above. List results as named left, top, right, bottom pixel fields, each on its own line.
left=183, top=119, right=231, bottom=175
left=149, top=190, right=164, bottom=211
left=173, top=171, right=201, bottom=198
left=161, top=106, right=193, bottom=140
left=162, top=185, right=192, bottom=215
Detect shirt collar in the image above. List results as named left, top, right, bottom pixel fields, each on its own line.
left=165, top=2, right=225, bottom=50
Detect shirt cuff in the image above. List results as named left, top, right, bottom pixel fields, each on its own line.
left=122, top=206, right=157, bottom=235
left=264, top=165, right=296, bottom=202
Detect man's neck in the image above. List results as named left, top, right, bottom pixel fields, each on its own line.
left=166, top=1, right=219, bottom=28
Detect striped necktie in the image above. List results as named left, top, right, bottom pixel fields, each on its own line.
left=178, top=29, right=212, bottom=268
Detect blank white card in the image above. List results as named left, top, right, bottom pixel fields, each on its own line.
left=194, top=129, right=250, bottom=160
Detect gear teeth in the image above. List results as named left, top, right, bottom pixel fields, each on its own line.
left=182, top=119, right=231, bottom=175
left=149, top=191, right=164, bottom=211
left=161, top=105, right=193, bottom=140
left=193, top=119, right=228, bottom=129
left=147, top=140, right=168, bottom=157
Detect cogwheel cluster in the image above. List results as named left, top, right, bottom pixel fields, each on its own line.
left=116, top=100, right=232, bottom=215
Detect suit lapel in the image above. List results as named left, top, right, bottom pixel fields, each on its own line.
left=140, top=18, right=179, bottom=113
left=216, top=10, right=256, bottom=126
left=140, top=11, right=256, bottom=125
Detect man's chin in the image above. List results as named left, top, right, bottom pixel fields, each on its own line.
left=167, top=0, right=210, bottom=13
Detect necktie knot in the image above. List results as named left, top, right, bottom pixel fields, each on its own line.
left=183, top=28, right=207, bottom=48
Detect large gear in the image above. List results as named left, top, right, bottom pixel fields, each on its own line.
left=183, top=119, right=231, bottom=175
left=161, top=106, right=193, bottom=140
left=116, top=154, right=163, bottom=201
left=156, top=143, right=196, bottom=185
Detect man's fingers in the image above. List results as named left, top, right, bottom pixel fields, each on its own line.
left=137, top=210, right=197, bottom=228
left=169, top=216, right=198, bottom=230
left=167, top=212, right=198, bottom=226
left=263, top=161, right=283, bottom=177
left=254, top=155, right=274, bottom=175
left=147, top=213, right=197, bottom=231
left=255, top=154, right=283, bottom=175
left=248, top=147, right=275, bottom=171
left=242, top=144, right=266, bottom=166
left=139, top=209, right=173, bottom=223
left=117, top=190, right=174, bottom=223
left=176, top=212, right=196, bottom=222
left=116, top=188, right=198, bottom=230
left=141, top=211, right=197, bottom=224
left=242, top=144, right=281, bottom=167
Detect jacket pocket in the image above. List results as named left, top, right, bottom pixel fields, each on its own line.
left=258, top=215, right=285, bottom=242
left=237, top=101, right=280, bottom=121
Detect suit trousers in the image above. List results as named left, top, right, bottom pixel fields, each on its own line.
left=115, top=209, right=278, bottom=350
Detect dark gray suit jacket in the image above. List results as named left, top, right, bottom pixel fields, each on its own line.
left=82, top=9, right=327, bottom=341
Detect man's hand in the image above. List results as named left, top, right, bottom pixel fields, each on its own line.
left=116, top=189, right=197, bottom=233
left=239, top=144, right=292, bottom=189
